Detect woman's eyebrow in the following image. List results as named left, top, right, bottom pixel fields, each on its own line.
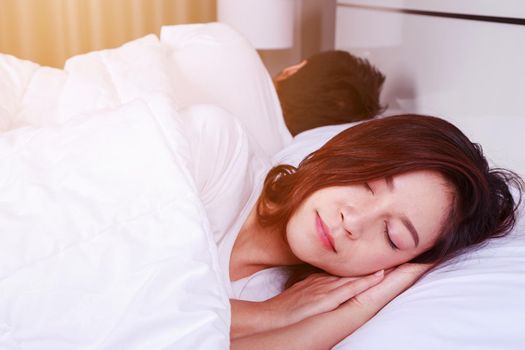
left=401, top=216, right=420, bottom=247
left=385, top=175, right=420, bottom=247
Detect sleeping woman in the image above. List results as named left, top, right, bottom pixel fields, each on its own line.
left=181, top=105, right=523, bottom=349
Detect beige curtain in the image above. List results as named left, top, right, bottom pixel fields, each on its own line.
left=0, top=0, right=216, bottom=68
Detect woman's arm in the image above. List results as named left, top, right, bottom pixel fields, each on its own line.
left=230, top=299, right=272, bottom=339
left=230, top=270, right=385, bottom=339
left=231, top=263, right=431, bottom=349
left=232, top=303, right=362, bottom=350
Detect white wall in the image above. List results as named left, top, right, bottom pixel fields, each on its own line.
left=335, top=2, right=525, bottom=117
left=337, top=0, right=525, bottom=19
left=259, top=0, right=336, bottom=76
left=335, top=1, right=525, bottom=175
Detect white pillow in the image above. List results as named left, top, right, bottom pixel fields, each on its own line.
left=272, top=116, right=525, bottom=350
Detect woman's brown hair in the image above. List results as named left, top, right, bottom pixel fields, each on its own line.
left=257, top=115, right=523, bottom=273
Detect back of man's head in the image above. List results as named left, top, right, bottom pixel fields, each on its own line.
left=275, top=50, right=386, bottom=136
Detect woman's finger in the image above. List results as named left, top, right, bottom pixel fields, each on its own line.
left=352, top=263, right=432, bottom=308
left=327, top=264, right=432, bottom=338
left=329, top=270, right=385, bottom=304
left=324, top=273, right=379, bottom=291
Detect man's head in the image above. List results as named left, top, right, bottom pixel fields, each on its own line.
left=274, top=50, right=386, bottom=136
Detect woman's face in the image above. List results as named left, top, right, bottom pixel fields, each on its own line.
left=285, top=170, right=453, bottom=276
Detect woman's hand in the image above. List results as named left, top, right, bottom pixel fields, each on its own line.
left=261, top=270, right=385, bottom=330
left=342, top=263, right=433, bottom=316
left=232, top=263, right=433, bottom=350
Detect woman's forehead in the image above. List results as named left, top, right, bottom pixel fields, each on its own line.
left=392, top=170, right=454, bottom=244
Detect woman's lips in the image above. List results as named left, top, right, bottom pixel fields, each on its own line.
left=316, top=212, right=337, bottom=252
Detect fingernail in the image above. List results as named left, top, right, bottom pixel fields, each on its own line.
left=374, top=269, right=384, bottom=277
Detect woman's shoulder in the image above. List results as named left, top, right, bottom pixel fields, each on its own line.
left=179, top=104, right=271, bottom=244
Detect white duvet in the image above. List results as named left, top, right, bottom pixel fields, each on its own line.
left=0, top=27, right=255, bottom=349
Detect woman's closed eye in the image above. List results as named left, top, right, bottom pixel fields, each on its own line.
left=384, top=221, right=398, bottom=250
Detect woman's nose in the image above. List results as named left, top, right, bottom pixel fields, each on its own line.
left=340, top=206, right=365, bottom=240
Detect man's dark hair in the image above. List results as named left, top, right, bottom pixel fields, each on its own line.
left=275, top=50, right=386, bottom=136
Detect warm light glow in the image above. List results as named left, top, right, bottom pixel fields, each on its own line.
left=0, top=0, right=216, bottom=68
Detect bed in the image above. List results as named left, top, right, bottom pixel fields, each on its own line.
left=1, top=11, right=525, bottom=350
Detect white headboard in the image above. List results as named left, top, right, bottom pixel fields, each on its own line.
left=335, top=0, right=525, bottom=175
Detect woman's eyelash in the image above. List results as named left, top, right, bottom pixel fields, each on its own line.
left=384, top=221, right=398, bottom=250
left=364, top=182, right=374, bottom=194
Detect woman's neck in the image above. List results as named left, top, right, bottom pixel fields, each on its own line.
left=229, top=205, right=302, bottom=281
